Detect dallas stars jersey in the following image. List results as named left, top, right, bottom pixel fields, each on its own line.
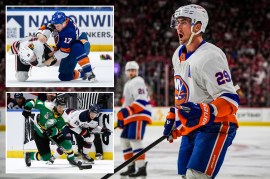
left=25, top=99, right=66, bottom=137
left=172, top=41, right=239, bottom=126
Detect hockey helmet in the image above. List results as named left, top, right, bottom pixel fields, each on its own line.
left=19, top=44, right=36, bottom=65
left=171, top=4, right=209, bottom=33
left=125, top=61, right=139, bottom=71
left=89, top=104, right=100, bottom=114
left=14, top=93, right=24, bottom=99
left=55, top=96, right=66, bottom=106
left=51, top=11, right=67, bottom=24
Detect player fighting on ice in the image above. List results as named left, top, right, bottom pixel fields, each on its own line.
left=8, top=11, right=97, bottom=82
left=163, top=4, right=240, bottom=179
left=117, top=61, right=152, bottom=177
left=22, top=97, right=80, bottom=167
left=46, top=104, right=111, bottom=165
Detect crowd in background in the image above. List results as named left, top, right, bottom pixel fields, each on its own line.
left=114, top=0, right=270, bottom=107
left=1, top=0, right=270, bottom=107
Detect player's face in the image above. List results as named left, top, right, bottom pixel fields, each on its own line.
left=56, top=105, right=65, bottom=114
left=176, top=17, right=192, bottom=45
left=54, top=24, right=64, bottom=32
left=126, top=69, right=137, bottom=79
left=16, top=98, right=23, bottom=105
left=89, top=112, right=98, bottom=119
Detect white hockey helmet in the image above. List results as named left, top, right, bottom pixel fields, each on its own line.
left=125, top=61, right=139, bottom=71
left=19, top=43, right=36, bottom=65
left=171, top=4, right=209, bottom=33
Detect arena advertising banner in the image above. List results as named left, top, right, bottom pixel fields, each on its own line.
left=6, top=110, right=114, bottom=160
left=115, top=107, right=270, bottom=125
left=6, top=6, right=114, bottom=51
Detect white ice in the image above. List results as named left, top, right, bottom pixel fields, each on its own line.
left=1, top=126, right=270, bottom=179
left=6, top=158, right=113, bottom=174
left=6, top=52, right=114, bottom=87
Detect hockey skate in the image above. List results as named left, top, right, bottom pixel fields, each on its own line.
left=25, top=152, right=31, bottom=167
left=46, top=155, right=55, bottom=165
left=129, top=162, right=148, bottom=178
left=95, top=153, right=103, bottom=160
left=82, top=153, right=95, bottom=164
left=79, top=69, right=97, bottom=82
left=120, top=163, right=135, bottom=176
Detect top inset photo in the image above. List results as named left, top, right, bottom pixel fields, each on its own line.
left=6, top=6, right=114, bottom=87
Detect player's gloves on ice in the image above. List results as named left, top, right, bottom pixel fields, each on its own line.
left=163, top=107, right=182, bottom=143
left=101, top=128, right=111, bottom=136
left=22, top=106, right=32, bottom=118
left=179, top=102, right=215, bottom=128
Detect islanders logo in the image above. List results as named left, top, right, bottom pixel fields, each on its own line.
left=174, top=75, right=189, bottom=108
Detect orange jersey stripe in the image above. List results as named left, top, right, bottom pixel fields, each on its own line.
left=78, top=57, right=90, bottom=66
left=130, top=102, right=144, bottom=114
left=211, top=98, right=238, bottom=117
left=136, top=121, right=142, bottom=139
left=60, top=47, right=71, bottom=53
left=117, top=111, right=124, bottom=120
left=215, top=115, right=238, bottom=127
left=205, top=123, right=230, bottom=176
left=124, top=115, right=152, bottom=125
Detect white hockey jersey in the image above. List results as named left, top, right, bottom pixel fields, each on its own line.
left=62, top=109, right=101, bottom=134
left=172, top=41, right=239, bottom=125
left=8, top=37, right=46, bottom=67
left=121, top=76, right=152, bottom=124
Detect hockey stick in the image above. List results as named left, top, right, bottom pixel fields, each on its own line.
left=28, top=116, right=92, bottom=170
left=101, top=135, right=167, bottom=179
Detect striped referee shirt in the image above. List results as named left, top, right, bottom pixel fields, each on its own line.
left=77, top=93, right=99, bottom=109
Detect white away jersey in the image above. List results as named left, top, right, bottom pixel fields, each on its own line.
left=172, top=42, right=238, bottom=108
left=122, top=76, right=150, bottom=107
left=62, top=109, right=101, bottom=134
left=8, top=37, right=46, bottom=67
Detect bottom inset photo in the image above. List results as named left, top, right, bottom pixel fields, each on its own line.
left=6, top=92, right=114, bottom=174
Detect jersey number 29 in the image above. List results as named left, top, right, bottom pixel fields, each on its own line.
left=215, top=70, right=231, bottom=85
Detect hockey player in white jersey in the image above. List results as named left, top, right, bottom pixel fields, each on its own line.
left=47, top=104, right=111, bottom=164
left=8, top=36, right=55, bottom=81
left=117, top=61, right=152, bottom=177
left=163, top=4, right=240, bottom=179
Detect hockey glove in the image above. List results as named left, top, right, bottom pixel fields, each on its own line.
left=80, top=128, right=90, bottom=138
left=22, top=106, right=31, bottom=119
left=101, top=128, right=111, bottom=136
left=117, top=109, right=127, bottom=129
left=179, top=102, right=215, bottom=128
left=43, top=128, right=53, bottom=137
left=117, top=120, right=124, bottom=129
left=163, top=107, right=182, bottom=143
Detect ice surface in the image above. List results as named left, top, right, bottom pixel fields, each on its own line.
left=6, top=52, right=114, bottom=87
left=1, top=126, right=270, bottom=179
